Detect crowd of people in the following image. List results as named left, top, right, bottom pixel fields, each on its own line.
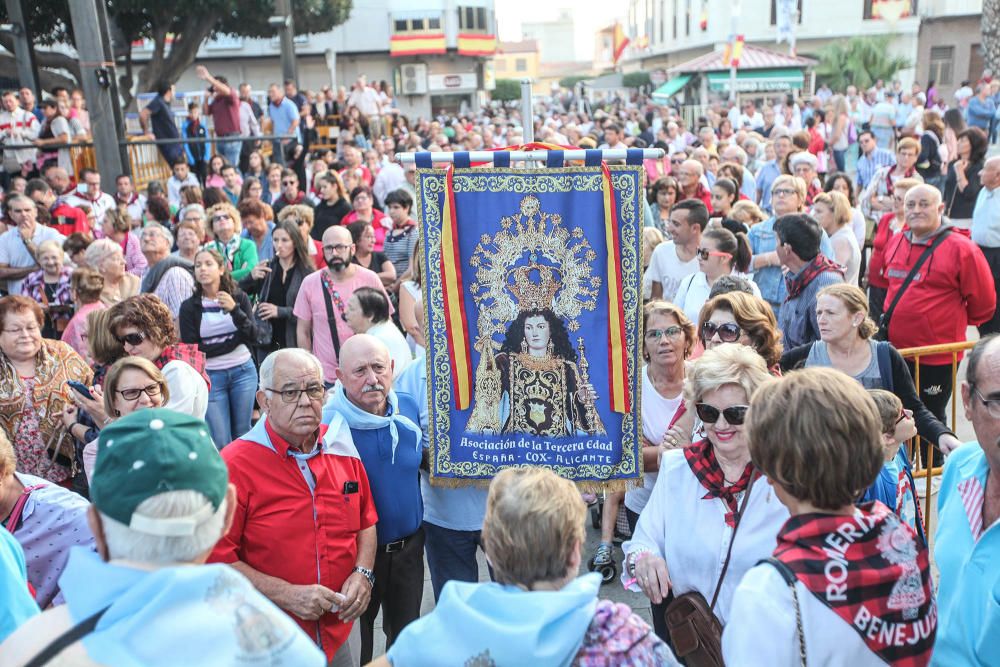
left=0, top=69, right=998, bottom=666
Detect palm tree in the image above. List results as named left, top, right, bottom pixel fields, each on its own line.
left=985, top=0, right=1000, bottom=73
left=815, top=35, right=912, bottom=91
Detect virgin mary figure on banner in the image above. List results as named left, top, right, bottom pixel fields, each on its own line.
left=417, top=156, right=644, bottom=489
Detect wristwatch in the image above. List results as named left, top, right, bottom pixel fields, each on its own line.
left=353, top=565, right=375, bottom=588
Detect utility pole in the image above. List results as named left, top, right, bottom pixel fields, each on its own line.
left=3, top=0, right=39, bottom=93
left=271, top=0, right=298, bottom=86
left=67, top=0, right=124, bottom=190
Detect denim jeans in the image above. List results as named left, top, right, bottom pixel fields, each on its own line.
left=833, top=149, right=846, bottom=173
left=423, top=521, right=493, bottom=601
left=216, top=138, right=242, bottom=169
left=205, top=358, right=258, bottom=448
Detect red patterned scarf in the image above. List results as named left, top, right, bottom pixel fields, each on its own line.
left=684, top=438, right=755, bottom=527
left=155, top=343, right=211, bottom=390
left=784, top=254, right=844, bottom=301
left=774, top=502, right=936, bottom=667
left=886, top=165, right=917, bottom=196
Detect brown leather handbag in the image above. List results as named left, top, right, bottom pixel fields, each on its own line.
left=664, top=474, right=756, bottom=667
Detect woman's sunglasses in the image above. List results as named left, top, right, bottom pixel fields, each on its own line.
left=695, top=403, right=749, bottom=426
left=696, top=248, right=733, bottom=261
left=701, top=321, right=742, bottom=343
left=115, top=331, right=146, bottom=347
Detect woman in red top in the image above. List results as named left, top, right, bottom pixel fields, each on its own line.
left=866, top=177, right=922, bottom=324
left=340, top=186, right=388, bottom=251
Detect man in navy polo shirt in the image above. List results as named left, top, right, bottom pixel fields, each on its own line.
left=324, top=334, right=424, bottom=665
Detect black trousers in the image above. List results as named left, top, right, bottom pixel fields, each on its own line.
left=978, top=245, right=1000, bottom=336
left=626, top=507, right=672, bottom=645
left=359, top=527, right=425, bottom=664
left=904, top=360, right=953, bottom=467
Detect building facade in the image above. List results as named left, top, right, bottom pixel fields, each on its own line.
left=521, top=11, right=578, bottom=63
left=623, top=0, right=921, bottom=86
left=625, top=0, right=986, bottom=101
left=494, top=41, right=544, bottom=93
left=132, top=0, right=497, bottom=119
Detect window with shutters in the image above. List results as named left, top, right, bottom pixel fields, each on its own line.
left=929, top=46, right=954, bottom=86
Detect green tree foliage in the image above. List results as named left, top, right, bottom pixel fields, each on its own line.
left=815, top=35, right=912, bottom=91
left=491, top=79, right=521, bottom=102
left=558, top=75, right=588, bottom=90
left=1, top=0, right=351, bottom=105
left=622, top=71, right=651, bottom=89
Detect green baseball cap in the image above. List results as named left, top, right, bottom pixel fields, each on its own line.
left=90, top=408, right=229, bottom=536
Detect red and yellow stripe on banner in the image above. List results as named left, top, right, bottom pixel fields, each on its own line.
left=390, top=33, right=446, bottom=56
left=440, top=167, right=473, bottom=409
left=601, top=164, right=631, bottom=414
left=457, top=33, right=497, bottom=56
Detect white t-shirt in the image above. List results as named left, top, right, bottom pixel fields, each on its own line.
left=647, top=241, right=699, bottom=303
left=830, top=226, right=861, bottom=286
left=368, top=320, right=413, bottom=378
left=673, top=271, right=761, bottom=325
left=624, top=366, right=683, bottom=515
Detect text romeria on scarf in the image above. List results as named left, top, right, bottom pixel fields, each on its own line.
left=773, top=502, right=936, bottom=667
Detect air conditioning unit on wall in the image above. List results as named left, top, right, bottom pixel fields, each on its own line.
left=399, top=63, right=428, bottom=95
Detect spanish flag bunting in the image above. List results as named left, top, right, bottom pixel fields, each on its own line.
left=732, top=35, right=745, bottom=68
left=457, top=33, right=497, bottom=56
left=613, top=23, right=630, bottom=64
left=390, top=33, right=446, bottom=57
left=700, top=5, right=709, bottom=31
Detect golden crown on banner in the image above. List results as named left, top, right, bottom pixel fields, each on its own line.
left=506, top=264, right=563, bottom=312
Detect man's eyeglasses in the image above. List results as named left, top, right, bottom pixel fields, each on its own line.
left=645, top=326, right=684, bottom=341
left=265, top=384, right=326, bottom=403
left=971, top=386, right=1000, bottom=419
left=324, top=244, right=352, bottom=252
left=115, top=331, right=146, bottom=347
left=701, top=321, right=742, bottom=342
left=117, top=383, right=162, bottom=401
left=695, top=403, right=750, bottom=426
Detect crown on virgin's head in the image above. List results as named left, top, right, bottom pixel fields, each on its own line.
left=507, top=263, right=562, bottom=312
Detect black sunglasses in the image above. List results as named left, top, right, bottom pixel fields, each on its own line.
left=701, top=321, right=742, bottom=342
left=695, top=403, right=749, bottom=426
left=115, top=331, right=146, bottom=347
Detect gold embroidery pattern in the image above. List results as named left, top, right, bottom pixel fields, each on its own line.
left=417, top=167, right=643, bottom=485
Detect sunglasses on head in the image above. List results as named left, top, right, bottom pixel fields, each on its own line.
left=115, top=331, right=146, bottom=347
left=695, top=403, right=749, bottom=426
left=701, top=321, right=742, bottom=342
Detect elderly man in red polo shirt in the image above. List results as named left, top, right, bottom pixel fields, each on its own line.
left=209, top=347, right=377, bottom=666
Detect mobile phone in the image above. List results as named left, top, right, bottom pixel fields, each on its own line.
left=66, top=380, right=94, bottom=400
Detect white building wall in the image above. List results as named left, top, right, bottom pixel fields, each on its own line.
left=522, top=11, right=577, bottom=63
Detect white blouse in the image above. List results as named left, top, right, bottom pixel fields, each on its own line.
left=621, top=448, right=789, bottom=624
left=723, top=563, right=882, bottom=666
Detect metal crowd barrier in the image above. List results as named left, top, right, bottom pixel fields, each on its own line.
left=895, top=339, right=977, bottom=539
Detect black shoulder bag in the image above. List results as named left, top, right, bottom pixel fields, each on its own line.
left=320, top=271, right=342, bottom=359
left=24, top=606, right=110, bottom=667
left=876, top=228, right=952, bottom=341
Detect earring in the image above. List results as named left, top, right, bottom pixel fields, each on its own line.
left=521, top=338, right=527, bottom=354
left=546, top=339, right=554, bottom=355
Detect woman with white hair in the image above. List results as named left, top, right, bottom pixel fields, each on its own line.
left=85, top=238, right=139, bottom=306
left=622, top=343, right=788, bottom=654
left=379, top=467, right=678, bottom=666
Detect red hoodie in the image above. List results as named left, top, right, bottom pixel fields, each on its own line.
left=882, top=224, right=996, bottom=364
left=49, top=203, right=90, bottom=237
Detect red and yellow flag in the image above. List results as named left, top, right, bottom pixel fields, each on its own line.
left=613, top=24, right=630, bottom=64
left=439, top=166, right=473, bottom=409
left=457, top=33, right=496, bottom=56
left=390, top=33, right=446, bottom=57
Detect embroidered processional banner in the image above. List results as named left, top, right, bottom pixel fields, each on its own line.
left=416, top=158, right=643, bottom=489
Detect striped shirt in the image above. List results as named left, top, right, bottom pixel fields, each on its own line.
left=383, top=222, right=419, bottom=277
left=958, top=476, right=985, bottom=541
left=856, top=147, right=896, bottom=191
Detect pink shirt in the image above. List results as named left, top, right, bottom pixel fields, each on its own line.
left=60, top=302, right=106, bottom=364
left=292, top=266, right=392, bottom=382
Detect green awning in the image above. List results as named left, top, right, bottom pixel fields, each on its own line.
left=652, top=74, right=692, bottom=100
left=706, top=68, right=804, bottom=93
